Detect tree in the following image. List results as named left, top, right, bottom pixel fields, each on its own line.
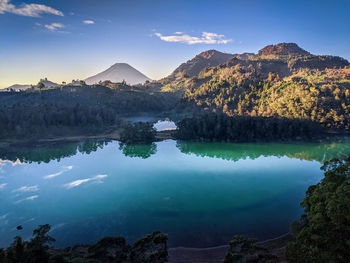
left=37, top=81, right=45, bottom=92
left=5, top=237, right=26, bottom=263
left=285, top=156, right=350, bottom=262
left=2, top=225, right=55, bottom=263
left=119, top=122, right=156, bottom=144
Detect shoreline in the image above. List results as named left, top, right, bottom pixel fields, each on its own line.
left=0, top=130, right=175, bottom=148
left=1, top=129, right=349, bottom=148
left=168, top=233, right=293, bottom=263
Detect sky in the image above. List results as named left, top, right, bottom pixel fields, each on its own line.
left=0, top=0, right=350, bottom=89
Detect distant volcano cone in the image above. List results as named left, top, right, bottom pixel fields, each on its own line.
left=85, top=63, right=151, bottom=85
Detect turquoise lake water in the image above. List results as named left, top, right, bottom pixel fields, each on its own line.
left=0, top=139, right=350, bottom=248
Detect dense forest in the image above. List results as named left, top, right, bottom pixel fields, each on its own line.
left=159, top=44, right=350, bottom=130
left=119, top=122, right=157, bottom=144
left=0, top=84, right=181, bottom=115
left=0, top=103, right=121, bottom=139
left=181, top=67, right=350, bottom=130
left=175, top=114, right=324, bottom=142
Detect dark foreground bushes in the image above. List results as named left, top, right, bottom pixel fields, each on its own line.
left=0, top=225, right=168, bottom=263
left=285, top=156, right=350, bottom=262
left=175, top=113, right=324, bottom=142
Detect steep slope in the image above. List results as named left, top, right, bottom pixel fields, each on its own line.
left=256, top=43, right=348, bottom=70
left=258, top=42, right=310, bottom=57
left=168, top=50, right=235, bottom=79
left=179, top=43, right=350, bottom=129
left=85, top=63, right=151, bottom=85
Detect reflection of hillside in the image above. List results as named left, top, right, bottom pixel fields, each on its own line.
left=119, top=143, right=157, bottom=159
left=0, top=140, right=109, bottom=164
left=176, top=140, right=350, bottom=163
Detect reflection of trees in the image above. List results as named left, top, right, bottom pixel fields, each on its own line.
left=0, top=140, right=109, bottom=164
left=176, top=140, right=350, bottom=163
left=119, top=143, right=157, bottom=159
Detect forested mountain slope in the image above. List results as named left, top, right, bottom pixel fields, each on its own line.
left=166, top=43, right=350, bottom=129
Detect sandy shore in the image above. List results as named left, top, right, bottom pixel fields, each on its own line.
left=168, top=234, right=293, bottom=263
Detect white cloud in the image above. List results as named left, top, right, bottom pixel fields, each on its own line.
left=174, top=31, right=183, bottom=35
left=83, top=20, right=94, bottom=24
left=0, top=0, right=63, bottom=17
left=155, top=31, right=232, bottom=45
left=12, top=185, right=38, bottom=193
left=44, top=165, right=73, bottom=179
left=64, top=174, right=108, bottom=189
left=15, top=195, right=38, bottom=204
left=44, top=22, right=64, bottom=31
left=0, top=183, right=7, bottom=190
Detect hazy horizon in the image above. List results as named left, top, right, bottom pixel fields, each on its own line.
left=1, top=0, right=350, bottom=89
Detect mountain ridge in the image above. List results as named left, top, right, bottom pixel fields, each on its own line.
left=167, top=50, right=235, bottom=80
left=257, top=42, right=311, bottom=57
left=164, top=43, right=349, bottom=84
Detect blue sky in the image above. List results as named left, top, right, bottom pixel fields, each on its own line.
left=0, top=0, right=350, bottom=88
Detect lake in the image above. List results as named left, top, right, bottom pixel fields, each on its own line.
left=0, top=139, right=350, bottom=248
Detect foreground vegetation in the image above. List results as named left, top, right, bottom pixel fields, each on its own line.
left=0, top=225, right=168, bottom=263
left=285, top=156, right=350, bottom=262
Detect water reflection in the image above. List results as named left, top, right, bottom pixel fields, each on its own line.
left=177, top=139, right=350, bottom=163
left=119, top=143, right=157, bottom=159
left=0, top=139, right=349, bottom=248
left=0, top=140, right=109, bottom=164
left=1, top=138, right=350, bottom=164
